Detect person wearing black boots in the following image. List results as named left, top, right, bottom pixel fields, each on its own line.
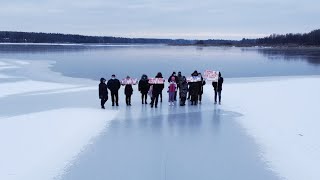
left=107, top=74, right=121, bottom=106
left=212, top=72, right=224, bottom=105
left=138, top=74, right=150, bottom=104
left=99, top=78, right=108, bottom=109
left=198, top=73, right=206, bottom=104
left=151, top=72, right=164, bottom=108
left=124, top=76, right=133, bottom=106
left=179, top=76, right=188, bottom=106
left=189, top=71, right=200, bottom=105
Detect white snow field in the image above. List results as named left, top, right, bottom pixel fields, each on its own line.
left=0, top=59, right=119, bottom=180
left=0, top=108, right=118, bottom=180
left=1, top=58, right=320, bottom=180
left=205, top=76, right=320, bottom=180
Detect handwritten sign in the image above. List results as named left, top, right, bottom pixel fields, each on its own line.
left=204, top=70, right=219, bottom=82
left=186, top=77, right=202, bottom=82
left=121, top=78, right=138, bottom=85
left=148, top=78, right=165, bottom=84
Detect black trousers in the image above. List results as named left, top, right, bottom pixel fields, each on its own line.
left=100, top=97, right=108, bottom=108
left=180, top=97, right=186, bottom=106
left=191, top=94, right=198, bottom=104
left=214, top=90, right=222, bottom=102
left=126, top=95, right=132, bottom=105
left=151, top=92, right=160, bottom=107
left=198, top=94, right=203, bottom=102
left=111, top=91, right=119, bottom=105
left=141, top=93, right=148, bottom=103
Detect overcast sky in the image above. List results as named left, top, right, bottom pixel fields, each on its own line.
left=0, top=0, right=319, bottom=40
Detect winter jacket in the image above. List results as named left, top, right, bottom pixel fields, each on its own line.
left=177, top=75, right=184, bottom=87
left=179, top=82, right=188, bottom=98
left=152, top=74, right=165, bottom=94
left=168, top=82, right=177, bottom=92
left=125, top=85, right=133, bottom=96
left=189, top=81, right=200, bottom=96
left=99, top=82, right=108, bottom=99
left=199, top=77, right=206, bottom=95
left=107, top=78, right=121, bottom=92
left=138, top=79, right=150, bottom=94
left=212, top=77, right=224, bottom=91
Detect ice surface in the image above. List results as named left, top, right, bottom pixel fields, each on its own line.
left=205, top=76, right=320, bottom=180
left=1, top=57, right=319, bottom=180
left=0, top=80, right=79, bottom=98
left=0, top=108, right=118, bottom=180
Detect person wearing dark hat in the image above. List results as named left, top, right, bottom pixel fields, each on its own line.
left=124, top=76, right=133, bottom=106
left=107, top=74, right=121, bottom=106
left=179, top=76, right=188, bottom=106
left=138, top=74, right=150, bottom=104
left=189, top=71, right=200, bottom=105
left=212, top=72, right=224, bottom=105
left=177, top=71, right=183, bottom=99
left=198, top=73, right=206, bottom=104
left=99, top=78, right=108, bottom=109
left=150, top=72, right=164, bottom=108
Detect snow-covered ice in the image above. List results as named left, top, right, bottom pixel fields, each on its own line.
left=0, top=80, right=79, bottom=98
left=0, top=108, right=118, bottom=180
left=1, top=57, right=320, bottom=180
left=0, top=59, right=119, bottom=180
left=205, top=76, right=320, bottom=180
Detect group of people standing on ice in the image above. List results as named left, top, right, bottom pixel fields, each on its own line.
left=98, top=71, right=223, bottom=109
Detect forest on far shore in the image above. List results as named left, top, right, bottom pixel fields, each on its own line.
left=0, top=29, right=319, bottom=46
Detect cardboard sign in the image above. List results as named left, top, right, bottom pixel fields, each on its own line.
left=121, top=78, right=138, bottom=85
left=204, top=70, right=219, bottom=82
left=148, top=78, right=165, bottom=84
left=186, top=77, right=202, bottom=82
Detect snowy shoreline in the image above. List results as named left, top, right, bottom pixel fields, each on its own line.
left=1, top=58, right=319, bottom=180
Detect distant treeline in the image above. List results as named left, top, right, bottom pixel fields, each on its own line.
left=1, top=29, right=320, bottom=46
left=0, top=31, right=193, bottom=45
left=241, top=29, right=320, bottom=46
left=195, top=29, right=320, bottom=46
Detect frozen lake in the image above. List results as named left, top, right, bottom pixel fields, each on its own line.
left=0, top=44, right=319, bottom=180
left=0, top=44, right=320, bottom=80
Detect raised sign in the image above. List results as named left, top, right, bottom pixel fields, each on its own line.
left=204, top=70, right=219, bottom=82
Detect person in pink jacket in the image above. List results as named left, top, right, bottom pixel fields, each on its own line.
left=167, top=76, right=177, bottom=106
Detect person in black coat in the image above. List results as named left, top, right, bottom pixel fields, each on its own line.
left=107, top=74, right=121, bottom=106
left=189, top=71, right=200, bottom=105
left=198, top=73, right=206, bottom=103
left=179, top=76, right=188, bottom=106
left=212, top=72, right=224, bottom=104
left=99, top=78, right=108, bottom=109
left=124, top=76, right=133, bottom=106
left=138, top=74, right=150, bottom=104
left=151, top=72, right=165, bottom=108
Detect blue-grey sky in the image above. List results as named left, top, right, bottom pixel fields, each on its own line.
left=1, top=0, right=319, bottom=40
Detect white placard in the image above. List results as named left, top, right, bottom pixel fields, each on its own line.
left=121, top=78, right=138, bottom=85
left=148, top=78, right=165, bottom=84
left=186, top=77, right=202, bottom=82
left=204, top=70, right=219, bottom=82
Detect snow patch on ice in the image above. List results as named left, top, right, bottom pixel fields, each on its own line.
left=28, top=86, right=97, bottom=96
left=205, top=77, right=320, bottom=180
left=0, top=108, right=118, bottom=180
left=0, top=80, right=79, bottom=98
left=13, top=60, right=30, bottom=65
